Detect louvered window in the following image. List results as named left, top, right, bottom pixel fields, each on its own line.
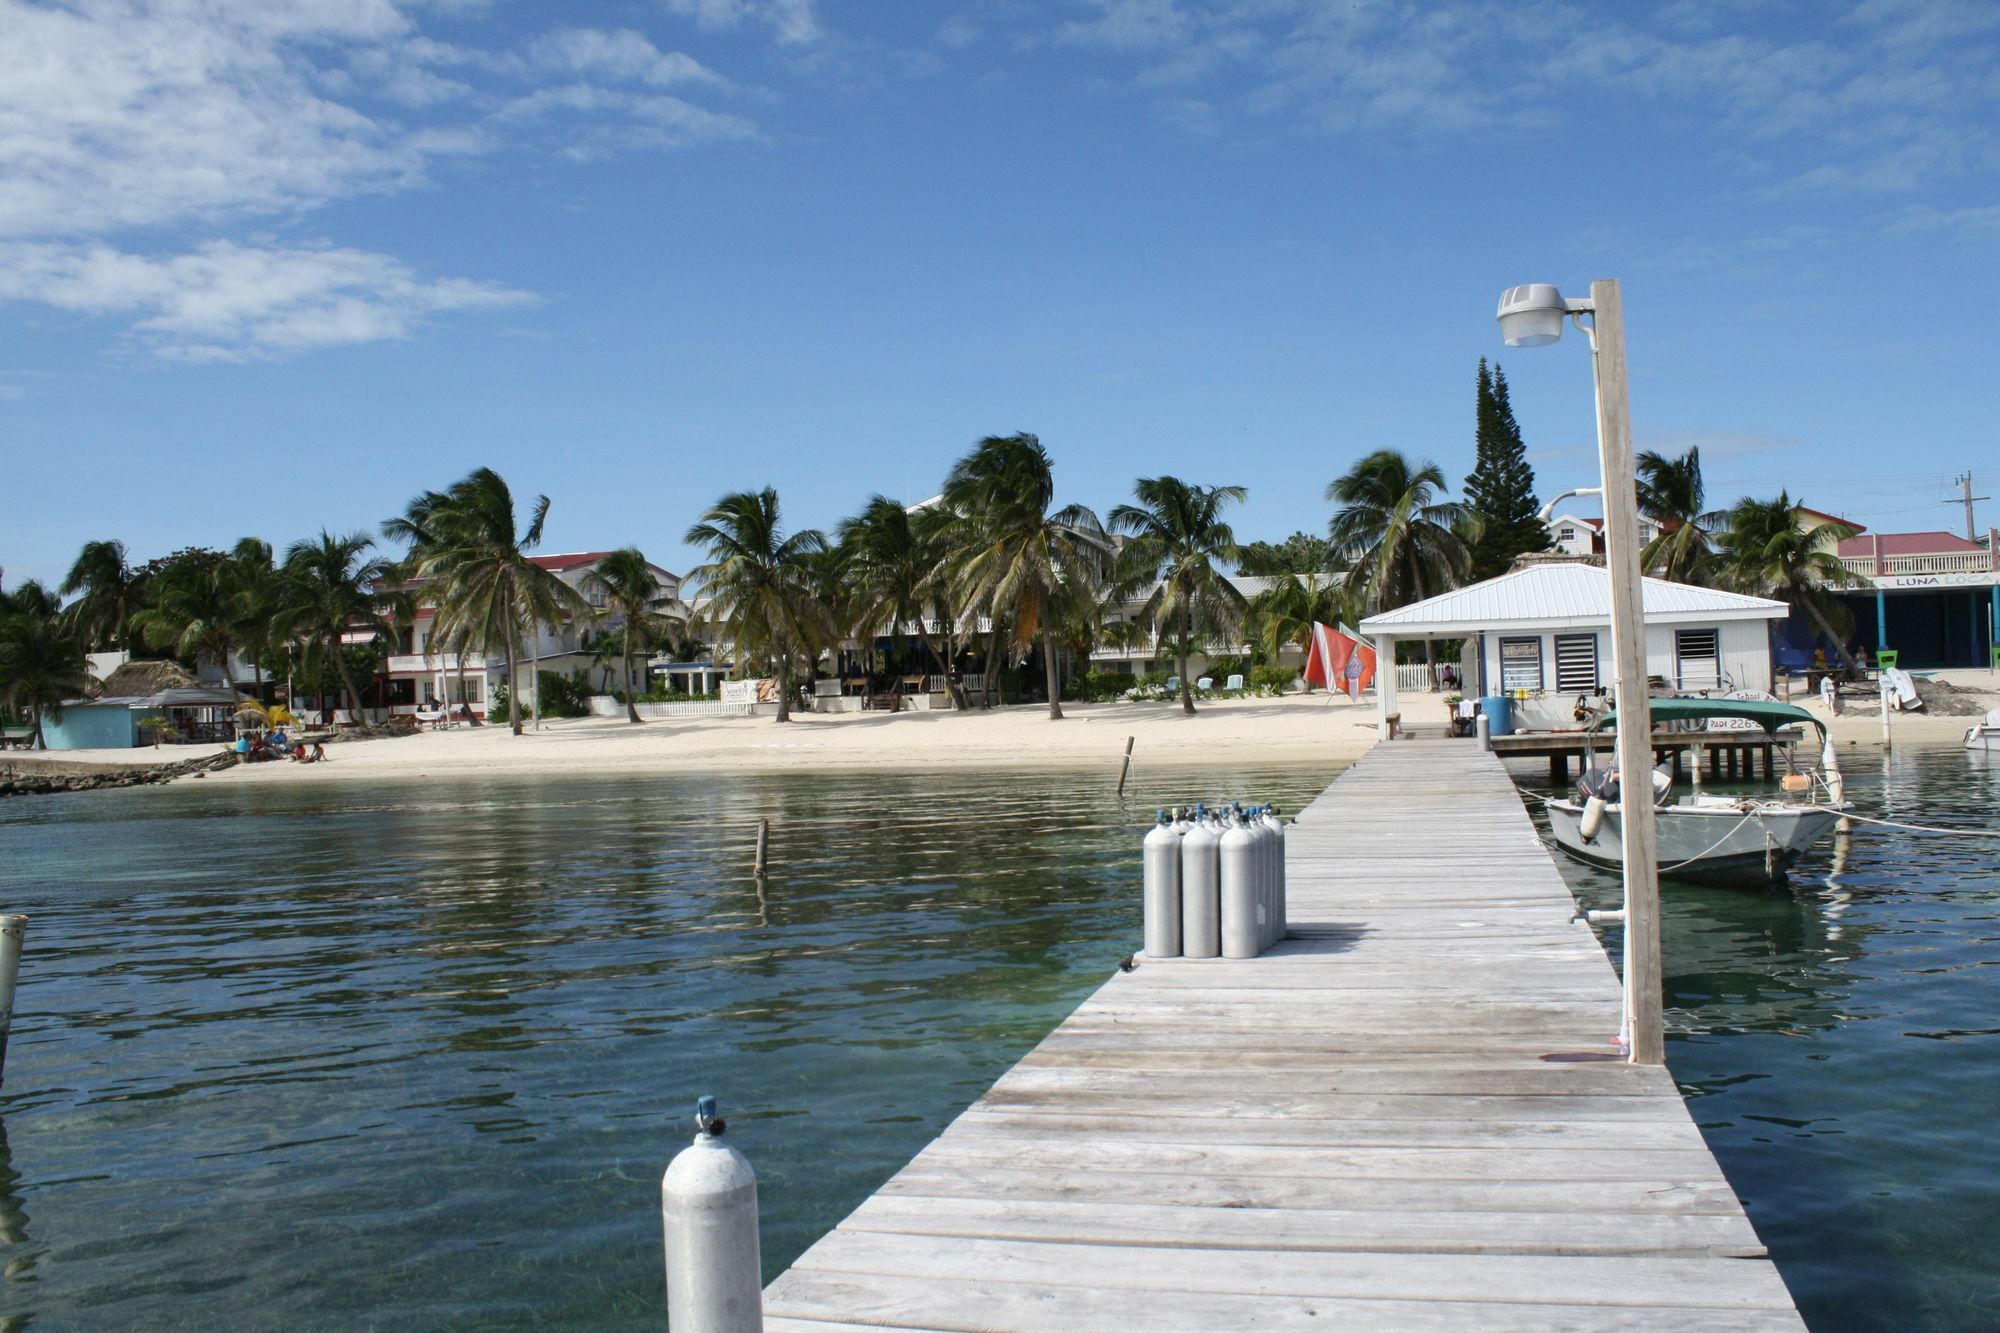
left=1499, top=637, right=1543, bottom=692
left=1554, top=634, right=1599, bottom=692
left=1675, top=628, right=1720, bottom=691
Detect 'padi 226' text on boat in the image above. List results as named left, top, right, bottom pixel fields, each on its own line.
left=1965, top=707, right=2000, bottom=753
left=1544, top=698, right=1848, bottom=888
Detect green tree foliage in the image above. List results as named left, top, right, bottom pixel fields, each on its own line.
left=1328, top=449, right=1470, bottom=625
left=391, top=468, right=589, bottom=736
left=942, top=433, right=1111, bottom=721
left=1714, top=492, right=1861, bottom=668
left=1245, top=570, right=1347, bottom=682
left=581, top=547, right=672, bottom=723
left=1462, top=360, right=1548, bottom=580
left=1235, top=531, right=1340, bottom=577
left=1635, top=445, right=1720, bottom=584
left=131, top=551, right=247, bottom=687
left=276, top=532, right=391, bottom=718
left=683, top=487, right=828, bottom=723
left=0, top=580, right=93, bottom=749
left=839, top=496, right=959, bottom=698
left=59, top=539, right=148, bottom=651
left=1108, top=476, right=1247, bottom=715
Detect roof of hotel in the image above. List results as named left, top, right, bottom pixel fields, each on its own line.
left=1836, top=530, right=1985, bottom=556
left=528, top=551, right=617, bottom=572
left=1357, top=561, right=1787, bottom=635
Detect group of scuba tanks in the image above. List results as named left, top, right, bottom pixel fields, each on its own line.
left=1141, top=803, right=1289, bottom=961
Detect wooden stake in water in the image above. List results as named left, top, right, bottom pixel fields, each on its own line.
left=1116, top=736, right=1135, bottom=794
left=0, top=915, right=25, bottom=1085
left=753, top=818, right=769, bottom=878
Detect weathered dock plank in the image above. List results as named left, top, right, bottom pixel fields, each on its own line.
left=763, top=739, right=1801, bottom=1328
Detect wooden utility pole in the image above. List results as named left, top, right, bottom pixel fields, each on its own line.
left=1944, top=472, right=1988, bottom=542
left=1589, top=279, right=1664, bottom=1067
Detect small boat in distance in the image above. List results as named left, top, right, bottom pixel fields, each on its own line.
left=1966, top=707, right=2000, bottom=753
left=1544, top=697, right=1847, bottom=888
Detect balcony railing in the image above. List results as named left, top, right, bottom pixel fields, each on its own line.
left=386, top=652, right=488, bottom=674
left=1840, top=552, right=1995, bottom=576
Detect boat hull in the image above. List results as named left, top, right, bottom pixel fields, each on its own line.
left=1545, top=799, right=1844, bottom=888
left=1965, top=725, right=2000, bottom=753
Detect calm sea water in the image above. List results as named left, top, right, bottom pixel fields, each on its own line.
left=0, top=760, right=1336, bottom=1329
left=1540, top=744, right=2000, bottom=1332
left=4, top=747, right=1995, bottom=1329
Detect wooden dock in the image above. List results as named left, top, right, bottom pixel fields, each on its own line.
left=763, top=740, right=1803, bottom=1330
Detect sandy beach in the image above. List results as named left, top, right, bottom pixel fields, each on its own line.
left=135, top=694, right=1390, bottom=785
left=21, top=672, right=1995, bottom=789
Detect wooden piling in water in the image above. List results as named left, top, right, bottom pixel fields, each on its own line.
left=753, top=819, right=769, bottom=878
left=1116, top=736, right=1135, bottom=795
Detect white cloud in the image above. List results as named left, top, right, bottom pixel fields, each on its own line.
left=0, top=1, right=762, bottom=359
left=0, top=385, right=23, bottom=401
left=528, top=27, right=728, bottom=89
left=1042, top=1, right=2000, bottom=189
left=0, top=240, right=534, bottom=362
left=660, top=0, right=822, bottom=46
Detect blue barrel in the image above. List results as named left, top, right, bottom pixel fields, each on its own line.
left=1480, top=695, right=1513, bottom=736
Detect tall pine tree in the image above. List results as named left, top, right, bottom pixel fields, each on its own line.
left=1463, top=358, right=1549, bottom=580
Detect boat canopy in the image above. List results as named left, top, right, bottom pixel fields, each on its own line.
left=1593, top=697, right=1826, bottom=738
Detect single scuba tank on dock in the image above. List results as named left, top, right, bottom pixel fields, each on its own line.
left=1180, top=815, right=1221, bottom=959
left=1142, top=811, right=1183, bottom=958
left=1219, top=812, right=1260, bottom=959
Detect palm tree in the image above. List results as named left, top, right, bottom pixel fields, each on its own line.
left=1328, top=450, right=1469, bottom=663
left=230, top=538, right=282, bottom=696
left=943, top=434, right=1110, bottom=721
left=1714, top=492, right=1861, bottom=668
left=1109, top=476, right=1247, bottom=714
left=1246, top=570, right=1348, bottom=686
left=59, top=539, right=147, bottom=651
left=0, top=581, right=93, bottom=749
left=839, top=496, right=959, bottom=700
left=398, top=469, right=590, bottom=736
left=684, top=488, right=828, bottom=723
left=132, top=552, right=244, bottom=689
left=581, top=548, right=669, bottom=723
left=1636, top=446, right=1719, bottom=584
left=277, top=531, right=390, bottom=722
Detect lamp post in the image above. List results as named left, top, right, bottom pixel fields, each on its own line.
left=1497, top=279, right=1663, bottom=1067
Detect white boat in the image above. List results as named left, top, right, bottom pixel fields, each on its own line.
left=1965, top=707, right=2000, bottom=753
left=1544, top=698, right=1847, bottom=888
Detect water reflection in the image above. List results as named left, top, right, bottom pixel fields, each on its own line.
left=0, top=761, right=1336, bottom=1329
left=1539, top=747, right=2000, bottom=1332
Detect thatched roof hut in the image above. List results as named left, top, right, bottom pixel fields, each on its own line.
left=97, top=660, right=204, bottom=698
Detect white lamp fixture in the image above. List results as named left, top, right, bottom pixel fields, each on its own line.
left=1496, top=283, right=1592, bottom=348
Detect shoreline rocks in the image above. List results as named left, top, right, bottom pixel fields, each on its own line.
left=0, top=750, right=240, bottom=798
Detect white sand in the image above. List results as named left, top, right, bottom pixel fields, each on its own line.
left=168, top=694, right=1390, bottom=785
left=36, top=670, right=1996, bottom=787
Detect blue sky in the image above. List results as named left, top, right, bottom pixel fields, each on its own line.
left=5, top=0, right=1998, bottom=587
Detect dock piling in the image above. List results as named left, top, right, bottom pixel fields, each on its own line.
left=0, top=915, right=21, bottom=1083
left=752, top=819, right=769, bottom=879
left=1116, top=736, right=1135, bottom=794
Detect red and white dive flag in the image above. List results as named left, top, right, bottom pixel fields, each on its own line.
left=1303, top=623, right=1378, bottom=700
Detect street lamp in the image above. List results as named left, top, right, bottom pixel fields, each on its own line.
left=1495, top=278, right=1663, bottom=1068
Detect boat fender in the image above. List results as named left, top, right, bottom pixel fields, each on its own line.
left=1579, top=795, right=1608, bottom=842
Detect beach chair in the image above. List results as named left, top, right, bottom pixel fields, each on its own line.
left=1225, top=673, right=1244, bottom=691
left=1196, top=677, right=1213, bottom=692
left=1165, top=676, right=1180, bottom=693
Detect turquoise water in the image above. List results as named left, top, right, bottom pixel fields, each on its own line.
left=1542, top=745, right=2000, bottom=1331
left=0, top=762, right=1336, bottom=1328
left=4, top=748, right=1995, bottom=1328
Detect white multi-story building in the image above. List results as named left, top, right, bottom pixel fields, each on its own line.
left=379, top=551, right=683, bottom=719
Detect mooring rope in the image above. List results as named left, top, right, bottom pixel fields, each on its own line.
left=1817, top=809, right=2000, bottom=839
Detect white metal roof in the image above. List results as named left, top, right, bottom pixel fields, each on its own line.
left=1357, top=562, right=1787, bottom=636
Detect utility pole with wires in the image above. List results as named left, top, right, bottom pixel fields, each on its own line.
left=1945, top=472, right=1988, bottom=541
